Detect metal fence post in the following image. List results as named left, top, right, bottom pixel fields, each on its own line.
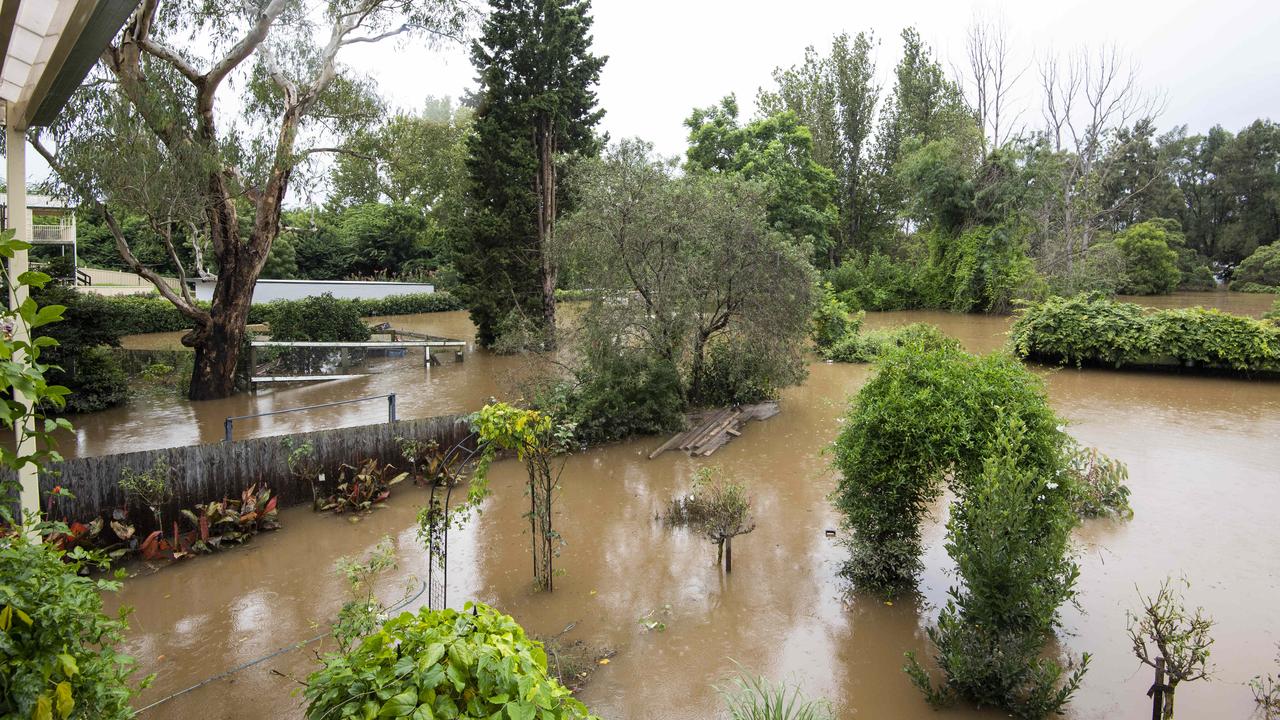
left=224, top=418, right=233, bottom=443
left=388, top=393, right=397, bottom=423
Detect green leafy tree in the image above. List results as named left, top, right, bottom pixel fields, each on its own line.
left=874, top=27, right=970, bottom=221
left=36, top=0, right=468, bottom=399
left=260, top=231, right=298, bottom=279
left=1232, top=242, right=1280, bottom=288
left=304, top=603, right=598, bottom=719
left=280, top=210, right=354, bottom=281
left=759, top=32, right=882, bottom=260
left=338, top=202, right=434, bottom=277
left=460, top=0, right=606, bottom=348
left=685, top=97, right=839, bottom=263
left=1114, top=221, right=1182, bottom=295
left=561, top=140, right=817, bottom=406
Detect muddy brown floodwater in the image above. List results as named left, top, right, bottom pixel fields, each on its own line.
left=74, top=292, right=1280, bottom=719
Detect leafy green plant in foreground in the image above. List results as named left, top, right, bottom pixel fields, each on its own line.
left=0, top=227, right=143, bottom=717
left=304, top=602, right=598, bottom=719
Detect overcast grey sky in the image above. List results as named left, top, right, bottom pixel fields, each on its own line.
left=345, top=0, right=1280, bottom=159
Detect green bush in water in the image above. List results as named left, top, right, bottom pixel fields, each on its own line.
left=1178, top=265, right=1218, bottom=291
left=304, top=602, right=598, bottom=720
left=1233, top=281, right=1280, bottom=294
left=1232, top=242, right=1280, bottom=289
left=831, top=341, right=1065, bottom=594
left=810, top=283, right=863, bottom=350
left=1011, top=294, right=1280, bottom=371
left=824, top=323, right=958, bottom=363
left=553, top=352, right=686, bottom=445
left=266, top=292, right=370, bottom=343
left=906, top=415, right=1087, bottom=719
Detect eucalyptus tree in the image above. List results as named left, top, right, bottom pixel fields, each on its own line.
left=32, top=0, right=469, bottom=399
left=460, top=0, right=606, bottom=349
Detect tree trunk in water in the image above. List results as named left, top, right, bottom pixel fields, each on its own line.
left=1162, top=685, right=1175, bottom=720
left=185, top=254, right=256, bottom=401
left=725, top=536, right=733, bottom=573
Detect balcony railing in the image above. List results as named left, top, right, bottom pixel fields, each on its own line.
left=29, top=224, right=73, bottom=243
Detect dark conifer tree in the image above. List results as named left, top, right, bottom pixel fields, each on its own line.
left=460, top=0, right=606, bottom=347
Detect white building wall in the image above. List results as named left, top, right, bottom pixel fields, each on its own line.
left=191, top=279, right=436, bottom=304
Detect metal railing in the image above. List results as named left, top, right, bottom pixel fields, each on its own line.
left=223, top=393, right=397, bottom=442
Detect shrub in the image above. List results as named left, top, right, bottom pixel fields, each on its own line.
left=667, top=467, right=756, bottom=572
left=1114, top=221, right=1182, bottom=295
left=695, top=336, right=805, bottom=407
left=1010, top=294, right=1155, bottom=368
left=832, top=341, right=1064, bottom=594
left=1179, top=265, right=1217, bottom=291
left=266, top=292, right=370, bottom=343
left=906, top=416, right=1086, bottom=719
left=1011, top=295, right=1280, bottom=372
left=1147, top=307, right=1280, bottom=370
left=826, top=251, right=920, bottom=311
left=32, top=285, right=128, bottom=413
left=56, top=346, right=128, bottom=414
left=1232, top=242, right=1280, bottom=288
left=91, top=291, right=464, bottom=337
left=1235, top=281, right=1280, bottom=294
left=1063, top=442, right=1133, bottom=519
left=0, top=533, right=144, bottom=719
left=556, top=352, right=685, bottom=445
left=100, top=294, right=200, bottom=334
left=824, top=323, right=958, bottom=364
left=810, top=284, right=862, bottom=350
left=303, top=603, right=598, bottom=720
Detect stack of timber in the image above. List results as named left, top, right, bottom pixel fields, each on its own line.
left=648, top=402, right=780, bottom=459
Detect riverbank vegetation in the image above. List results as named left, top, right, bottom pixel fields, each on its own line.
left=1011, top=294, right=1280, bottom=373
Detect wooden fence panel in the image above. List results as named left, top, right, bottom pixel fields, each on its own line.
left=10, top=415, right=472, bottom=531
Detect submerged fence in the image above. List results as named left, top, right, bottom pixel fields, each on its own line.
left=13, top=414, right=473, bottom=530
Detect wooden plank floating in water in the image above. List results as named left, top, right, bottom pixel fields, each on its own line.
left=649, top=402, right=780, bottom=459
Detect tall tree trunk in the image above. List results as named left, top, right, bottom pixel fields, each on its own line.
left=536, top=120, right=558, bottom=349
left=185, top=240, right=258, bottom=400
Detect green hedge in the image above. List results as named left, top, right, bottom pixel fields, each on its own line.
left=97, top=291, right=465, bottom=336
left=1010, top=294, right=1280, bottom=372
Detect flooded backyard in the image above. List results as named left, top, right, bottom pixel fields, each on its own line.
left=68, top=292, right=1280, bottom=719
